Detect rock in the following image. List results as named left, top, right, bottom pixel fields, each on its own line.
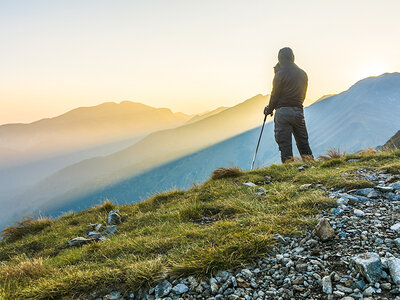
left=314, top=218, right=335, bottom=241
left=172, top=283, right=189, bottom=295
left=390, top=223, right=400, bottom=231
left=108, top=209, right=122, bottom=224
left=264, top=176, right=272, bottom=184
left=322, top=275, right=333, bottom=294
left=386, top=255, right=400, bottom=285
left=256, top=187, right=267, bottom=196
left=363, top=286, right=375, bottom=296
left=390, top=181, right=400, bottom=191
left=87, top=232, right=102, bottom=239
left=95, top=223, right=102, bottom=231
left=104, top=225, right=117, bottom=236
left=298, top=165, right=309, bottom=171
left=299, top=184, right=312, bottom=190
left=394, top=238, right=400, bottom=249
left=355, top=188, right=376, bottom=197
left=351, top=253, right=382, bottom=283
left=336, top=284, right=353, bottom=293
left=243, top=182, right=257, bottom=187
left=353, top=209, right=365, bottom=217
left=209, top=278, right=218, bottom=294
left=68, top=237, right=91, bottom=246
left=155, top=280, right=172, bottom=298
left=108, top=291, right=121, bottom=300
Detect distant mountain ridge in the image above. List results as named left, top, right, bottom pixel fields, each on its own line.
left=383, top=130, right=400, bottom=150
left=40, top=73, right=400, bottom=216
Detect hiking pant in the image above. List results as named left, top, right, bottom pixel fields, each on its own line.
left=274, top=107, right=313, bottom=163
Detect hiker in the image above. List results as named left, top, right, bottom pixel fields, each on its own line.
left=264, top=47, right=313, bottom=163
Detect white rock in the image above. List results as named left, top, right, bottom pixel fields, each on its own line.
left=386, top=255, right=400, bottom=285
left=354, top=209, right=365, bottom=217
left=390, top=223, right=400, bottom=231
left=322, top=275, right=332, bottom=294
left=243, top=182, right=257, bottom=187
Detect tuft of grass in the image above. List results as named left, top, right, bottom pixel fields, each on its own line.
left=320, top=158, right=344, bottom=168
left=98, top=199, right=115, bottom=213
left=0, top=255, right=50, bottom=281
left=211, top=167, right=243, bottom=180
left=318, top=148, right=346, bottom=161
left=1, top=217, right=53, bottom=243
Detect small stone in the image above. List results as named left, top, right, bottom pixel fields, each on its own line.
left=322, top=275, right=333, bottom=294
left=104, top=225, right=117, bottom=236
left=363, top=286, right=375, bottom=296
left=67, top=237, right=91, bottom=246
left=299, top=184, right=312, bottom=190
left=314, top=218, right=335, bottom=241
left=336, top=284, right=353, bottom=293
left=353, top=209, right=365, bottom=217
left=351, top=253, right=382, bottom=283
left=108, top=209, right=122, bottom=225
left=256, top=187, right=267, bottom=196
left=243, top=182, right=257, bottom=187
left=394, top=238, right=400, bottom=249
left=381, top=283, right=391, bottom=290
left=172, top=283, right=189, bottom=295
left=390, top=223, right=400, bottom=231
left=108, top=291, right=121, bottom=300
left=155, top=280, right=172, bottom=298
left=87, top=232, right=102, bottom=239
left=386, top=255, right=400, bottom=285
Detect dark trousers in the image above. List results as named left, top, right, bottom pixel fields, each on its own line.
left=274, top=107, right=313, bottom=163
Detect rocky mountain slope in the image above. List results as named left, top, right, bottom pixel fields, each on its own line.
left=1, top=150, right=399, bottom=299
left=383, top=130, right=400, bottom=150
left=43, top=73, right=400, bottom=217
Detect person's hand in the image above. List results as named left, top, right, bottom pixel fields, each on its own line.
left=264, top=106, right=273, bottom=116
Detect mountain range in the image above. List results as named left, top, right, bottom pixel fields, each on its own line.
left=15, top=72, right=400, bottom=224
left=1, top=73, right=400, bottom=229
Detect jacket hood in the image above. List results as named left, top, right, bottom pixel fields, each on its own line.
left=278, top=47, right=295, bottom=65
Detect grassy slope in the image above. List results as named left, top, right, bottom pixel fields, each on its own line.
left=1, top=150, right=400, bottom=299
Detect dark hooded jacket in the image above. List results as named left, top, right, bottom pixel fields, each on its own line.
left=266, top=48, right=308, bottom=114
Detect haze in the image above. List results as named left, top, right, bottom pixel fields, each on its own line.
left=1, top=0, right=400, bottom=124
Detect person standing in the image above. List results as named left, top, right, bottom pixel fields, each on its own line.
left=264, top=47, right=313, bottom=163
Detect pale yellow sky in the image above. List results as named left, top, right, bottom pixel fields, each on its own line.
left=1, top=0, right=399, bottom=124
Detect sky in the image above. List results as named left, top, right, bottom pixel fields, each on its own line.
left=1, top=0, right=400, bottom=124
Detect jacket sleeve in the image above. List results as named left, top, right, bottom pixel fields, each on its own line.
left=266, top=72, right=282, bottom=114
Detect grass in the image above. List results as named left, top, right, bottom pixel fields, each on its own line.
left=0, top=149, right=399, bottom=299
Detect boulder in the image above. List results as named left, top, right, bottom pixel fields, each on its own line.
left=314, top=218, right=335, bottom=241
left=351, top=253, right=382, bottom=283
left=389, top=181, right=400, bottom=191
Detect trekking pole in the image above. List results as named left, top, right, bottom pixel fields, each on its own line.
left=251, top=115, right=267, bottom=170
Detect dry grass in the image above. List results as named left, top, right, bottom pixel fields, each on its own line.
left=318, top=148, right=346, bottom=161
left=0, top=255, right=49, bottom=281
left=358, top=147, right=377, bottom=155
left=211, top=167, right=243, bottom=180
left=98, top=199, right=115, bottom=213
left=1, top=217, right=53, bottom=243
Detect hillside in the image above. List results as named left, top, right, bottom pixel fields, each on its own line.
left=41, top=73, right=400, bottom=215
left=1, top=150, right=399, bottom=299
left=383, top=130, right=400, bottom=150
left=5, top=94, right=270, bottom=228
